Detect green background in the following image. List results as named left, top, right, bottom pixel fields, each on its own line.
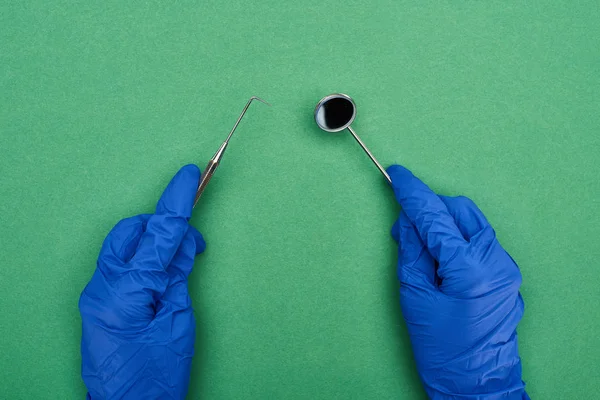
left=1, top=1, right=599, bottom=398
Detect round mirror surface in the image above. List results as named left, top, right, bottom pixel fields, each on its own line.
left=314, top=94, right=356, bottom=132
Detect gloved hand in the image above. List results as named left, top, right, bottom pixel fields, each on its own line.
left=79, top=165, right=204, bottom=400
left=388, top=165, right=529, bottom=400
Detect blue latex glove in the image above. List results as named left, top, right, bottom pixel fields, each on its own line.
left=388, top=165, right=529, bottom=400
left=79, top=165, right=204, bottom=399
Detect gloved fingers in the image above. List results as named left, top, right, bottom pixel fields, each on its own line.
left=81, top=214, right=153, bottom=330
left=97, top=214, right=152, bottom=268
left=387, top=165, right=466, bottom=263
left=81, top=224, right=203, bottom=331
left=397, top=211, right=438, bottom=289
left=169, top=225, right=205, bottom=278
left=159, top=226, right=205, bottom=310
left=190, top=224, right=206, bottom=255
left=129, top=164, right=200, bottom=277
left=434, top=199, right=521, bottom=298
left=439, top=196, right=490, bottom=241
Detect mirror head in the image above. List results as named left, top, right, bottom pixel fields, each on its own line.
left=314, top=93, right=356, bottom=132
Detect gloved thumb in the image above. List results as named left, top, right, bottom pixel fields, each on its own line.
left=156, top=164, right=200, bottom=218
left=130, top=163, right=200, bottom=277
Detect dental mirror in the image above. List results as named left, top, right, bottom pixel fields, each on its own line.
left=314, top=93, right=391, bottom=184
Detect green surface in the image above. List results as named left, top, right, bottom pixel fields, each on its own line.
left=1, top=1, right=600, bottom=399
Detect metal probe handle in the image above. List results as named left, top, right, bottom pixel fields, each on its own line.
left=194, top=159, right=219, bottom=206
left=347, top=126, right=392, bottom=184
left=192, top=96, right=270, bottom=208
left=194, top=141, right=227, bottom=207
